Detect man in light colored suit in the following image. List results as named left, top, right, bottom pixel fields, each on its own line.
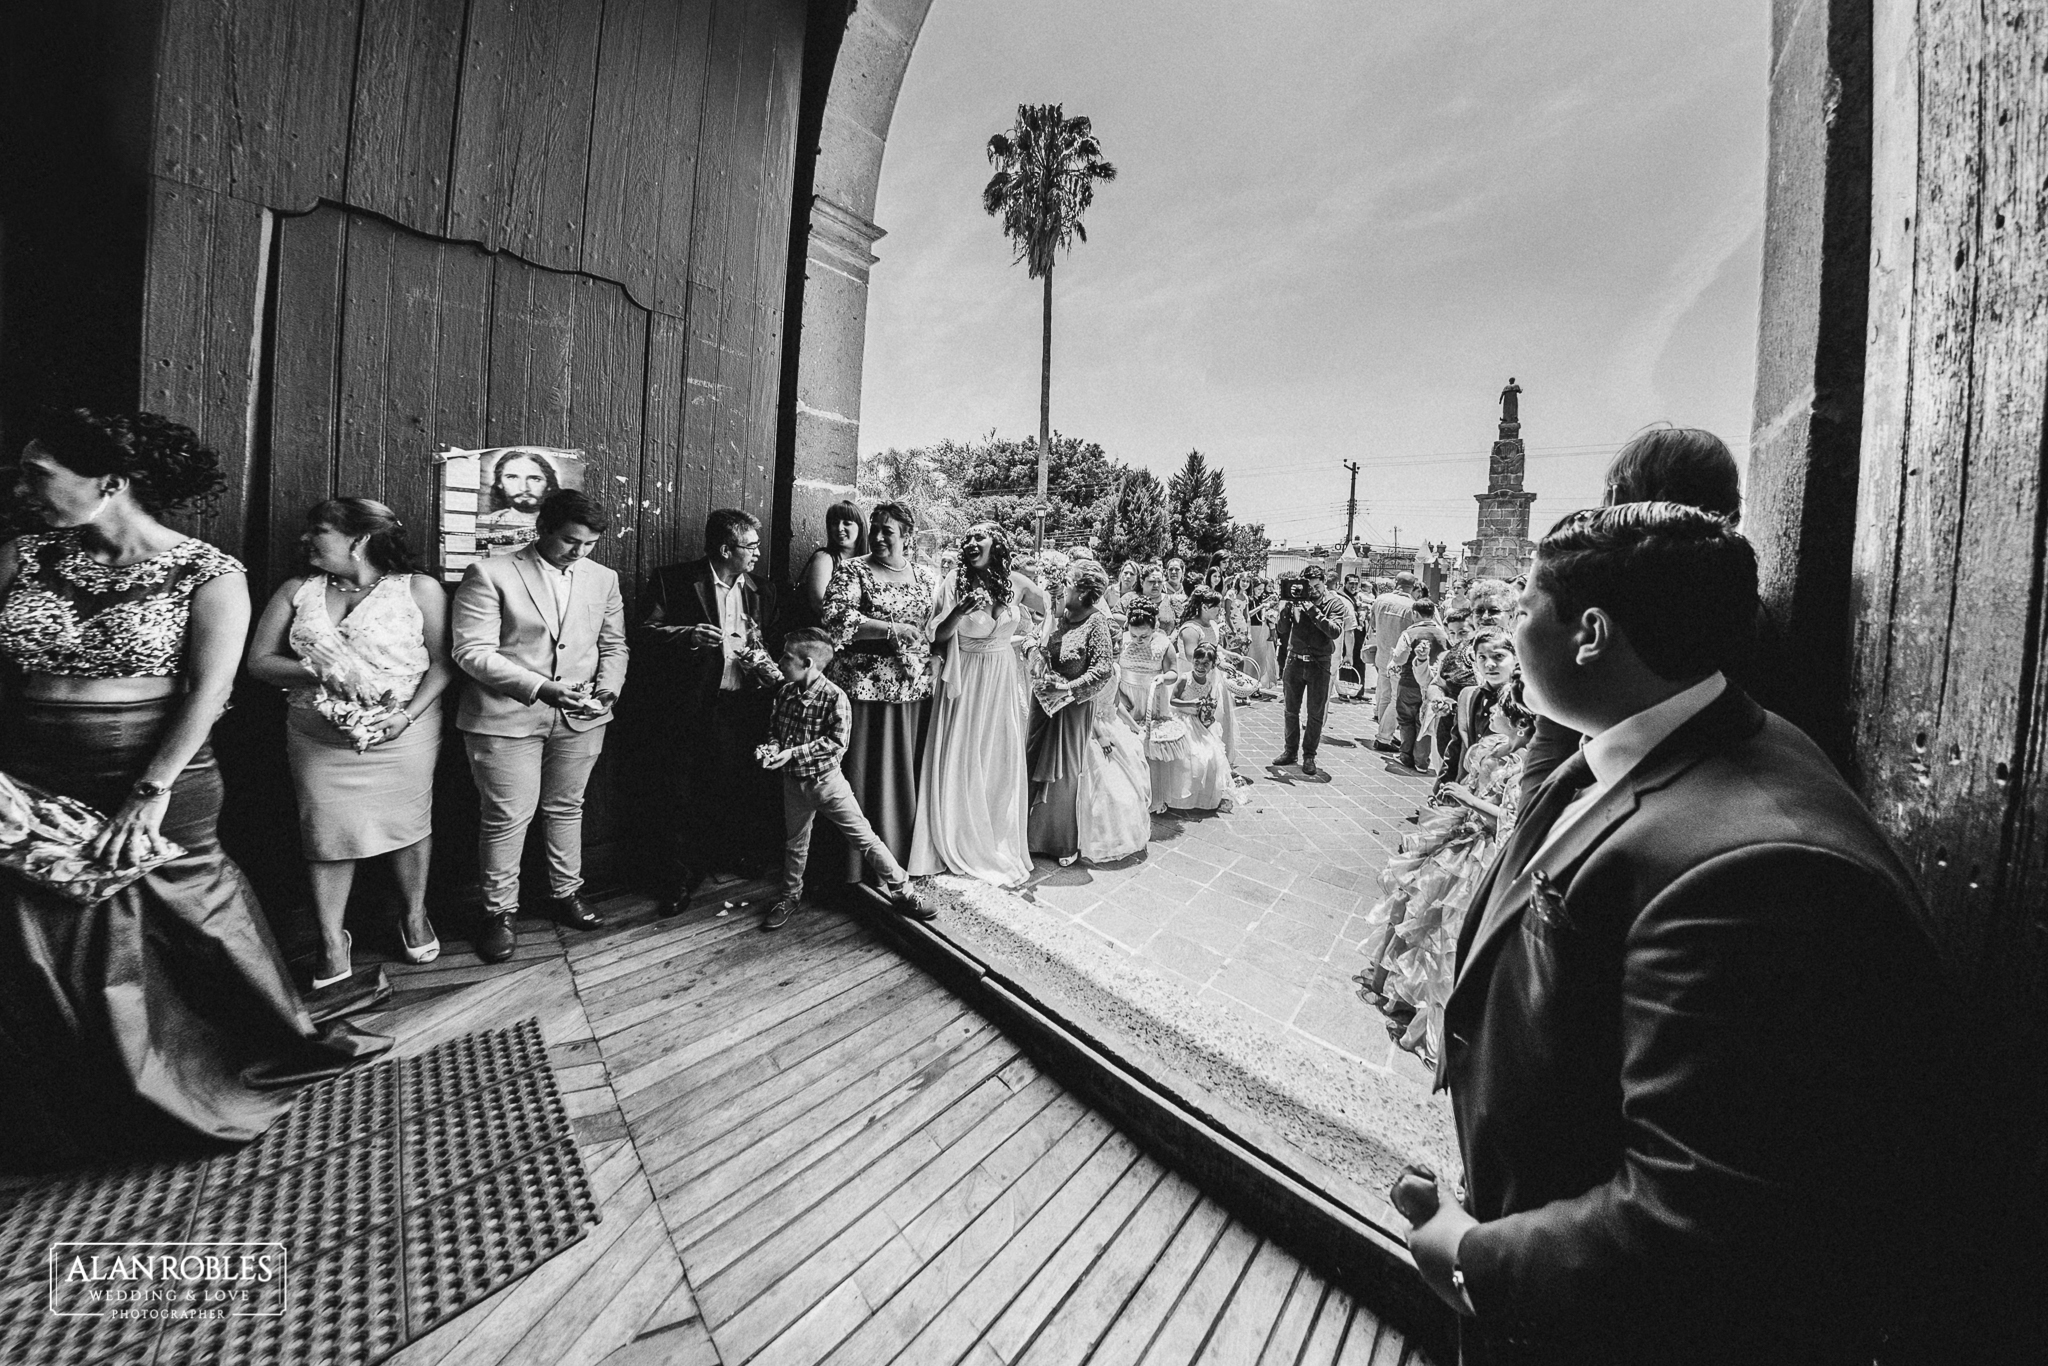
left=452, top=490, right=629, bottom=962
left=1371, top=573, right=1418, bottom=747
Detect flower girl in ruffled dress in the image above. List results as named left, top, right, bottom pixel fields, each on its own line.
left=1113, top=603, right=1185, bottom=813
left=1354, top=669, right=1536, bottom=1066
left=1159, top=641, right=1234, bottom=811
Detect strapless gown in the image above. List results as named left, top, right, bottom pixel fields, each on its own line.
left=910, top=608, right=1032, bottom=887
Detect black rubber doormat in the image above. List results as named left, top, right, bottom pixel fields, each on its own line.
left=0, top=1017, right=598, bottom=1366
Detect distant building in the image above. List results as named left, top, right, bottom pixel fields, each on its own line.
left=1464, top=378, right=1538, bottom=577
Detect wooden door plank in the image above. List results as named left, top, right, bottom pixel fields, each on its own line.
left=701, top=1079, right=1077, bottom=1361
left=484, top=256, right=576, bottom=448
left=1343, top=1306, right=1402, bottom=1366
left=446, top=0, right=604, bottom=268
left=581, top=0, right=714, bottom=314
left=976, top=1158, right=1174, bottom=1364
left=638, top=313, right=692, bottom=574
left=267, top=208, right=349, bottom=578
left=849, top=1130, right=1145, bottom=1366
left=1193, top=1239, right=1303, bottom=1365
left=347, top=0, right=467, bottom=232
left=139, top=179, right=269, bottom=558
left=652, top=1023, right=1008, bottom=1233
left=622, top=969, right=948, bottom=1154
left=566, top=275, right=648, bottom=592
left=1004, top=1171, right=1208, bottom=1366
left=1254, top=1271, right=1331, bottom=1366
left=569, top=904, right=770, bottom=981
left=1132, top=1221, right=1260, bottom=1366
left=337, top=212, right=401, bottom=501
left=1026, top=1193, right=1229, bottom=1366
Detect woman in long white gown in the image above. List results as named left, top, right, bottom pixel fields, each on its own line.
left=910, top=524, right=1046, bottom=887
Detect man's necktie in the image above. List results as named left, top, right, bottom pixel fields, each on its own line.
left=1493, top=749, right=1596, bottom=886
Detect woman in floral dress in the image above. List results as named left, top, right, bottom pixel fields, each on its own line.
left=822, top=501, right=941, bottom=884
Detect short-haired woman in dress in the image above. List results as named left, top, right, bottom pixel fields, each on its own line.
left=0, top=410, right=386, bottom=1167
left=247, top=499, right=453, bottom=986
left=820, top=501, right=941, bottom=896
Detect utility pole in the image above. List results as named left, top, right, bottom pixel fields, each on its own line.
left=1340, top=459, right=1361, bottom=557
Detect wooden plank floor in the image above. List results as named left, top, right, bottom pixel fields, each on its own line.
left=346, top=884, right=1432, bottom=1366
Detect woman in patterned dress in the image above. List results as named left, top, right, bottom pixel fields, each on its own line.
left=821, top=501, right=941, bottom=884
left=0, top=409, right=386, bottom=1168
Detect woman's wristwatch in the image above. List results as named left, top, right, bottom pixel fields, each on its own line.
left=131, top=778, right=174, bottom=801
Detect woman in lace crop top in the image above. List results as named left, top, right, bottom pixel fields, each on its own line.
left=0, top=412, right=249, bottom=866
left=0, top=410, right=387, bottom=1166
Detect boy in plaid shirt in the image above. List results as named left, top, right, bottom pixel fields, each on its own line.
left=758, top=629, right=930, bottom=929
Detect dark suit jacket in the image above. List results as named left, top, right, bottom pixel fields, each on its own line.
left=1440, top=686, right=1947, bottom=1365
left=637, top=558, right=780, bottom=717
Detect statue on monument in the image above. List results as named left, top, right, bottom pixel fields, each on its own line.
left=1499, top=376, right=1521, bottom=426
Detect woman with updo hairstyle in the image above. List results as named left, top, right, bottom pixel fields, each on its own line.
left=247, top=498, right=455, bottom=986
left=1026, top=560, right=1150, bottom=864
left=909, top=522, right=1049, bottom=887
left=0, top=410, right=387, bottom=1168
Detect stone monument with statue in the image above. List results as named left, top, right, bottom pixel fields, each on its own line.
left=1463, top=378, right=1539, bottom=578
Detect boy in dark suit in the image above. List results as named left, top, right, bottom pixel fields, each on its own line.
left=1395, top=503, right=1948, bottom=1364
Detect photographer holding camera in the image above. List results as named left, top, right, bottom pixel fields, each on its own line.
left=1271, top=564, right=1354, bottom=777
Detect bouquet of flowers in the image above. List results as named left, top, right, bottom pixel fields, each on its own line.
left=302, top=638, right=403, bottom=751
left=0, top=770, right=186, bottom=904
left=1031, top=671, right=1076, bottom=717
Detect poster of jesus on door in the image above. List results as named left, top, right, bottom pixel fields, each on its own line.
left=435, top=446, right=587, bottom=582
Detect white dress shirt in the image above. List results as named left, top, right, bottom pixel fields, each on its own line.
left=1534, top=672, right=1728, bottom=861
left=536, top=555, right=577, bottom=636
left=711, top=569, right=748, bottom=690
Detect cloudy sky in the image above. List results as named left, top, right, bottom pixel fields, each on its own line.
left=857, top=0, right=1769, bottom=552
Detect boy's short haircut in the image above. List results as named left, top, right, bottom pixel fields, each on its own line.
left=1412, top=597, right=1437, bottom=618
left=782, top=627, right=835, bottom=666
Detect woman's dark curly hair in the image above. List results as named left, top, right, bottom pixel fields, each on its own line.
left=956, top=522, right=1013, bottom=611
left=306, top=497, right=420, bottom=575
left=27, top=409, right=227, bottom=515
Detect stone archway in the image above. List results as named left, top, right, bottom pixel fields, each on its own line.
left=785, top=0, right=935, bottom=557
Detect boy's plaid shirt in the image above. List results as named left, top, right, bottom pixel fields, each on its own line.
left=769, top=673, right=852, bottom=780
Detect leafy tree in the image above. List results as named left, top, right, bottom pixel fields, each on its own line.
left=857, top=442, right=973, bottom=543
left=1167, top=450, right=1235, bottom=561
left=1226, top=521, right=1272, bottom=577
left=983, top=105, right=1117, bottom=548
left=954, top=432, right=1122, bottom=548
left=1098, top=468, right=1169, bottom=567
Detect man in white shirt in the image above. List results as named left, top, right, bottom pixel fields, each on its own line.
left=1393, top=503, right=1947, bottom=1365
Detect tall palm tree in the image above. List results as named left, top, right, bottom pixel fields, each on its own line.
left=983, top=104, right=1116, bottom=550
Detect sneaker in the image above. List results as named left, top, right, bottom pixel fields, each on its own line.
left=884, top=881, right=936, bottom=921
left=763, top=899, right=799, bottom=930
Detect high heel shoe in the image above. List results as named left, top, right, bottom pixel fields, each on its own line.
left=399, top=919, right=441, bottom=965
left=311, top=931, right=354, bottom=990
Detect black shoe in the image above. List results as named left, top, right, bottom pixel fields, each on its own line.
left=763, top=898, right=798, bottom=931
left=1270, top=753, right=1299, bottom=767
left=475, top=913, right=517, bottom=964
left=657, top=869, right=704, bottom=918
left=1385, top=759, right=1427, bottom=777
left=1301, top=760, right=1321, bottom=778
left=548, top=895, right=604, bottom=930
left=1371, top=739, right=1402, bottom=754
left=884, top=881, right=935, bottom=921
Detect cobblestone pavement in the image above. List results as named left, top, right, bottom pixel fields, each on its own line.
left=1021, top=686, right=1446, bottom=1104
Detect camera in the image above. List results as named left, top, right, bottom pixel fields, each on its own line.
left=1281, top=576, right=1310, bottom=603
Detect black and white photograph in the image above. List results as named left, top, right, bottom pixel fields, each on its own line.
left=0, top=0, right=2040, bottom=1362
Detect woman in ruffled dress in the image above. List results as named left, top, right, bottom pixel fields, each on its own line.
left=1027, top=563, right=1148, bottom=864
left=0, top=410, right=386, bottom=1168
left=1354, top=663, right=1536, bottom=1066
left=910, top=523, right=1046, bottom=887
left=247, top=498, right=454, bottom=986
left=821, top=501, right=941, bottom=883
left=1113, top=601, right=1187, bottom=811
